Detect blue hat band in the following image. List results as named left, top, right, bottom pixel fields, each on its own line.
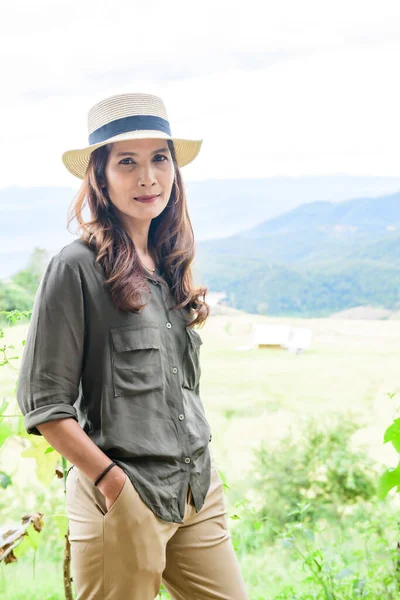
left=89, top=114, right=172, bottom=145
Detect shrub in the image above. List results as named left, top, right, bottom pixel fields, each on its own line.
left=235, top=413, right=377, bottom=548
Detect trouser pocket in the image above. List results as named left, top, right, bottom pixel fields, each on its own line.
left=70, top=467, right=132, bottom=519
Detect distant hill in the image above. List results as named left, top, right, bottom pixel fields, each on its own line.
left=2, top=177, right=400, bottom=318
left=243, top=192, right=400, bottom=236
left=329, top=306, right=400, bottom=320
left=195, top=192, right=400, bottom=317
left=186, top=175, right=400, bottom=239
left=195, top=258, right=400, bottom=318
left=1, top=175, right=400, bottom=277
left=197, top=192, right=400, bottom=268
left=347, top=234, right=400, bottom=262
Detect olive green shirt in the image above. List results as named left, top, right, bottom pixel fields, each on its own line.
left=16, top=238, right=212, bottom=523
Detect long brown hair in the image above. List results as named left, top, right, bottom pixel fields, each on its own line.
left=67, top=139, right=209, bottom=328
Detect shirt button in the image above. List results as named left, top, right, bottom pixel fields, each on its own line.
left=166, top=322, right=172, bottom=328
left=172, top=367, right=178, bottom=374
left=184, top=457, right=191, bottom=464
left=178, top=414, right=185, bottom=421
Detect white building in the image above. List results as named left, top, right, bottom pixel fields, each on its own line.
left=252, top=323, right=313, bottom=354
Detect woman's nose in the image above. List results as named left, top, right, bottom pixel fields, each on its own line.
left=137, top=164, right=157, bottom=186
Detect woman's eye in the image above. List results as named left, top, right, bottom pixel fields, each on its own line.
left=119, top=155, right=168, bottom=165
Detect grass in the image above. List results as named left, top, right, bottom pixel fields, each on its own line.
left=199, top=311, right=400, bottom=485
left=0, top=559, right=66, bottom=600
left=1, top=309, right=400, bottom=598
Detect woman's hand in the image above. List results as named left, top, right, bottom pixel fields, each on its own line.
left=96, top=465, right=127, bottom=512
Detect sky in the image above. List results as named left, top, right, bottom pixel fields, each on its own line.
left=1, top=0, right=400, bottom=189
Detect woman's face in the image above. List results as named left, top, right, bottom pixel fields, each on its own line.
left=104, top=138, right=175, bottom=223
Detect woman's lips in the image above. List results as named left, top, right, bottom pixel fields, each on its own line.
left=134, top=194, right=160, bottom=203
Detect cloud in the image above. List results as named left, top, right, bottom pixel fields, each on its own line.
left=1, top=0, right=400, bottom=187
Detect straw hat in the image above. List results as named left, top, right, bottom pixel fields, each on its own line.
left=62, top=92, right=203, bottom=179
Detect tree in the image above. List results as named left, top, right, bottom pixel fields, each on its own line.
left=12, top=247, right=49, bottom=296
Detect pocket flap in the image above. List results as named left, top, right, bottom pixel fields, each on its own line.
left=111, top=326, right=160, bottom=353
left=186, top=327, right=203, bottom=348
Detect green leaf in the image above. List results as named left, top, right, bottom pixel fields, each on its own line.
left=44, top=446, right=55, bottom=454
left=13, top=533, right=33, bottom=559
left=0, top=471, right=12, bottom=489
left=13, top=522, right=43, bottom=558
left=217, top=469, right=230, bottom=490
left=0, top=420, right=13, bottom=447
left=27, top=526, right=41, bottom=551
left=383, top=418, right=400, bottom=451
left=229, top=514, right=241, bottom=520
left=0, top=400, right=9, bottom=416
left=52, top=515, right=69, bottom=537
left=378, top=463, right=400, bottom=499
left=21, top=437, right=60, bottom=486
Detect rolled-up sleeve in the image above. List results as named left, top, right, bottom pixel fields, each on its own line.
left=16, top=254, right=85, bottom=436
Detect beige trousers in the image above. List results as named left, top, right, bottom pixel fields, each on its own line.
left=65, top=459, right=249, bottom=600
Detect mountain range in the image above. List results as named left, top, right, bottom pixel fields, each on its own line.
left=1, top=175, right=400, bottom=279
left=1, top=177, right=400, bottom=318
left=194, top=192, right=400, bottom=317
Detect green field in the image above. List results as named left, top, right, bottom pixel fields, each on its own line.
left=1, top=310, right=400, bottom=599
left=202, top=310, right=400, bottom=477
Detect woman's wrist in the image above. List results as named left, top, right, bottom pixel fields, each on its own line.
left=96, top=464, right=125, bottom=495
left=93, top=462, right=117, bottom=486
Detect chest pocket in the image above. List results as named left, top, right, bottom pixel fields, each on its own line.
left=182, top=328, right=203, bottom=391
left=110, top=325, right=163, bottom=397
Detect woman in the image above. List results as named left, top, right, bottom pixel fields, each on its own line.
left=16, top=92, right=249, bottom=600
